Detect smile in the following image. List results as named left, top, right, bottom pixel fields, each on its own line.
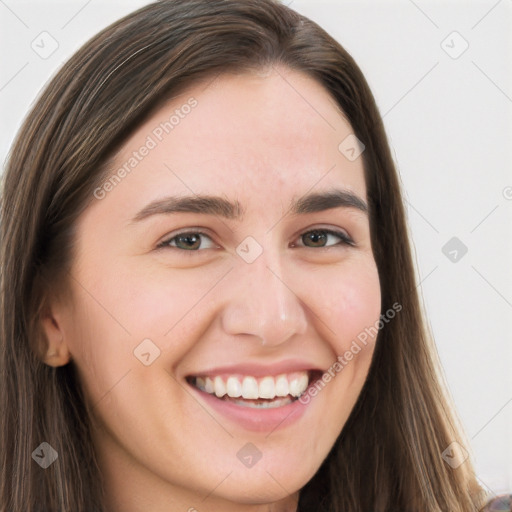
left=186, top=370, right=321, bottom=409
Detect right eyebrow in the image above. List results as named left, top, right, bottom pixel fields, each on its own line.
left=128, top=188, right=368, bottom=225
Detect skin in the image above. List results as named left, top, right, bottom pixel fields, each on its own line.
left=41, top=65, right=381, bottom=512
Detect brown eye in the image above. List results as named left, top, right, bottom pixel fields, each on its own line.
left=158, top=231, right=215, bottom=251
left=157, top=227, right=354, bottom=253
left=296, top=229, right=354, bottom=248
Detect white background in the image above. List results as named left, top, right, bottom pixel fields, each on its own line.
left=1, top=0, right=511, bottom=497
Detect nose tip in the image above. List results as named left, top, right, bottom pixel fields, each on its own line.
left=220, top=260, right=308, bottom=348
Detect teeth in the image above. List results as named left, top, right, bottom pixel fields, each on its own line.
left=228, top=396, right=294, bottom=409
left=275, top=374, right=289, bottom=397
left=289, top=373, right=309, bottom=397
left=204, top=377, right=214, bottom=394
left=226, top=376, right=242, bottom=398
left=242, top=376, right=259, bottom=399
left=214, top=376, right=226, bottom=398
left=193, top=371, right=310, bottom=400
left=259, top=376, right=275, bottom=399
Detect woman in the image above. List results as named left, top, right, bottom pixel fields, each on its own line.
left=0, top=0, right=509, bottom=511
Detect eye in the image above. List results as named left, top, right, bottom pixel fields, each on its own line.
left=292, top=228, right=355, bottom=249
left=157, top=230, right=216, bottom=251
left=156, top=227, right=354, bottom=252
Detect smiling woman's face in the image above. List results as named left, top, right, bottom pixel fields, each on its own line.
left=44, top=66, right=382, bottom=512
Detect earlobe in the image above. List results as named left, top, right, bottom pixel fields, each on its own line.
left=39, top=310, right=72, bottom=367
left=43, top=343, right=71, bottom=367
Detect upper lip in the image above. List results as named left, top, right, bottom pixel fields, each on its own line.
left=186, top=359, right=325, bottom=378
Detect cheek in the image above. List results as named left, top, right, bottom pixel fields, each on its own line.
left=64, top=293, right=133, bottom=412
left=67, top=250, right=381, bottom=409
left=311, top=259, right=382, bottom=354
left=97, top=259, right=217, bottom=334
left=65, top=261, right=216, bottom=398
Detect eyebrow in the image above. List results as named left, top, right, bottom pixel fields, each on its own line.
left=129, top=188, right=368, bottom=224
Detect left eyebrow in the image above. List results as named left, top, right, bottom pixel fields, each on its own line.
left=128, top=188, right=368, bottom=225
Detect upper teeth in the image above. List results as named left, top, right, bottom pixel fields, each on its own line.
left=195, top=371, right=309, bottom=400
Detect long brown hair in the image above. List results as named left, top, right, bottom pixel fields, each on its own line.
left=0, top=0, right=491, bottom=510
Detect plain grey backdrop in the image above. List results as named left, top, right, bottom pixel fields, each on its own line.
left=1, top=0, right=511, bottom=497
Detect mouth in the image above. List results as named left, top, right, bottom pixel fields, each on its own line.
left=186, top=370, right=323, bottom=409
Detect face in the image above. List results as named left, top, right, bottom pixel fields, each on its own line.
left=47, top=67, right=381, bottom=512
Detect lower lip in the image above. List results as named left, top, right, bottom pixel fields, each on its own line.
left=187, top=383, right=312, bottom=433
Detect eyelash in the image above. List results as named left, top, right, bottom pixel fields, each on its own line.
left=156, top=227, right=355, bottom=253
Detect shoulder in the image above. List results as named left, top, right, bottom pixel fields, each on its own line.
left=482, top=494, right=512, bottom=511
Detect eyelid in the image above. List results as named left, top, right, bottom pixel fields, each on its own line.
left=293, top=227, right=355, bottom=248
left=156, top=225, right=356, bottom=252
left=156, top=228, right=217, bottom=250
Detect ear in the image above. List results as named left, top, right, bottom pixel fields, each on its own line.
left=39, top=303, right=72, bottom=367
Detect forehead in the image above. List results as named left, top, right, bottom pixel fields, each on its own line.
left=89, top=67, right=367, bottom=224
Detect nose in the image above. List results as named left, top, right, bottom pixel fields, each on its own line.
left=219, top=244, right=308, bottom=347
